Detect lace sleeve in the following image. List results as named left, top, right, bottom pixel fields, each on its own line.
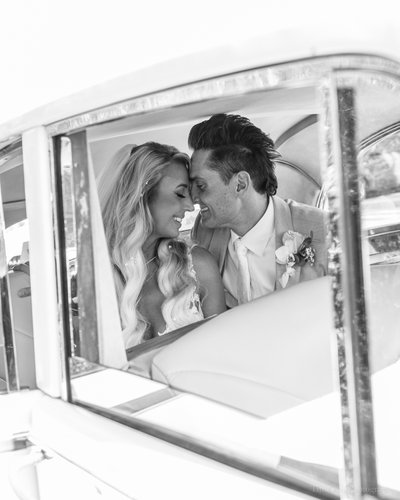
left=187, top=247, right=203, bottom=317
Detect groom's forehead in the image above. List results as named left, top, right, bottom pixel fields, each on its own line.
left=190, top=149, right=214, bottom=178
left=190, top=149, right=211, bottom=167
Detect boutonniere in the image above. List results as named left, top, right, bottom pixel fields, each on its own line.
left=275, top=231, right=315, bottom=288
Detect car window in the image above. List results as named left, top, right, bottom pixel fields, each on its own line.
left=51, top=66, right=346, bottom=497
left=0, top=142, right=35, bottom=392
left=50, top=59, right=400, bottom=498
left=357, top=86, right=400, bottom=492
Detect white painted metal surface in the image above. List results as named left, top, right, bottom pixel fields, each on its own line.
left=22, top=128, right=62, bottom=397
left=1, top=0, right=400, bottom=139
left=1, top=3, right=400, bottom=498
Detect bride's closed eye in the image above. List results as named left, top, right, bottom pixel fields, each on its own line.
left=175, top=188, right=189, bottom=198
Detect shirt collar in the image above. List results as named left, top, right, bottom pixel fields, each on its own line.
left=230, top=200, right=275, bottom=256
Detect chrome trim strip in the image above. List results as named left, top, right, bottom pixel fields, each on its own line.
left=51, top=136, right=73, bottom=401
left=368, top=223, right=400, bottom=237
left=319, top=79, right=348, bottom=497
left=0, top=147, right=20, bottom=392
left=334, top=84, right=377, bottom=498
left=112, top=388, right=175, bottom=414
left=69, top=131, right=99, bottom=363
left=46, top=55, right=400, bottom=137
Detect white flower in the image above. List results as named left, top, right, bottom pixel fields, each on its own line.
left=282, top=230, right=304, bottom=253
left=280, top=266, right=296, bottom=288
left=275, top=245, right=293, bottom=265
left=275, top=230, right=303, bottom=265
left=275, top=230, right=315, bottom=288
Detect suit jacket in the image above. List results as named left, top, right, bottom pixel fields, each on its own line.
left=192, top=196, right=328, bottom=306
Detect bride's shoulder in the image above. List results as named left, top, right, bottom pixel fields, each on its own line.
left=190, top=245, right=219, bottom=277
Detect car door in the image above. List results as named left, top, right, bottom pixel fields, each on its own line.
left=2, top=53, right=400, bottom=500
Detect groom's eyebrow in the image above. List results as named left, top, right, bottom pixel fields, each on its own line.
left=189, top=174, right=201, bottom=181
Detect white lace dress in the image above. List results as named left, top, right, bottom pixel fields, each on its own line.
left=158, top=250, right=204, bottom=336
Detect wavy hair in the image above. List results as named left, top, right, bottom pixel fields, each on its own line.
left=98, top=142, right=197, bottom=347
left=188, top=113, right=280, bottom=196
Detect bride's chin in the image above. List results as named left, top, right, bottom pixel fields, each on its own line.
left=165, top=229, right=179, bottom=239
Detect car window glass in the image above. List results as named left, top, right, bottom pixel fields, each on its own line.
left=53, top=70, right=356, bottom=496
left=0, top=142, right=35, bottom=391
left=357, top=78, right=400, bottom=493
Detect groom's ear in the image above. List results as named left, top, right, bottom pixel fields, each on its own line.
left=235, top=171, right=250, bottom=194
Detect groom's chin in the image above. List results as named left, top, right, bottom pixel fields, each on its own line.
left=200, top=215, right=214, bottom=229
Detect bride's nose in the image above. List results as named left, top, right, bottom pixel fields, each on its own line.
left=183, top=196, right=194, bottom=212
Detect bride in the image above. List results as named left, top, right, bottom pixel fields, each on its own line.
left=98, top=142, right=226, bottom=347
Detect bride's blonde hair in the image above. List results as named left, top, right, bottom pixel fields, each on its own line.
left=98, top=142, right=197, bottom=347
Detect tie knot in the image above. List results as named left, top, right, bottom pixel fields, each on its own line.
left=234, top=238, right=247, bottom=256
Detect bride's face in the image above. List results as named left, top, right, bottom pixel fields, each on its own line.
left=148, top=161, right=194, bottom=240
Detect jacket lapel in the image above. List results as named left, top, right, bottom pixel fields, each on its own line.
left=273, top=196, right=301, bottom=290
left=209, top=227, right=230, bottom=273
left=214, top=196, right=304, bottom=291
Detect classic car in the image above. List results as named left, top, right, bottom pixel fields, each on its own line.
left=1, top=6, right=400, bottom=500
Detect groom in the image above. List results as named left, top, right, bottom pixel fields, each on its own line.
left=188, top=113, right=328, bottom=308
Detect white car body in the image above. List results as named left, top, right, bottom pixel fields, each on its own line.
left=1, top=3, right=400, bottom=499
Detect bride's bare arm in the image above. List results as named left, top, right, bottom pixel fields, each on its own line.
left=191, top=246, right=226, bottom=317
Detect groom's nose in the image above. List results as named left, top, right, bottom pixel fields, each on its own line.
left=190, top=183, right=199, bottom=203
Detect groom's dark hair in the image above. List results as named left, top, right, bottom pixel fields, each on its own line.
left=188, top=113, right=279, bottom=196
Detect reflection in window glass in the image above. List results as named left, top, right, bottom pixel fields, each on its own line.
left=361, top=134, right=400, bottom=266
left=358, top=88, right=400, bottom=493
left=5, top=219, right=29, bottom=266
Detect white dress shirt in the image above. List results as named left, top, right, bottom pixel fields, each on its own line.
left=223, top=202, right=276, bottom=302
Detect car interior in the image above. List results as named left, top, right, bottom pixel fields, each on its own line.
left=2, top=80, right=400, bottom=404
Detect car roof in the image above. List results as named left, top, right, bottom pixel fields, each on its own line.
left=1, top=2, right=400, bottom=139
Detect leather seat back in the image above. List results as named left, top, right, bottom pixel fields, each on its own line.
left=152, top=266, right=400, bottom=418
left=152, top=276, right=335, bottom=418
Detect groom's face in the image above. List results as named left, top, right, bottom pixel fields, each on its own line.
left=190, top=149, right=238, bottom=229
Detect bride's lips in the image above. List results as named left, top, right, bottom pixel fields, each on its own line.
left=173, top=216, right=183, bottom=226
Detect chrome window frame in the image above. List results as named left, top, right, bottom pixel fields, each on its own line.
left=324, top=78, right=377, bottom=499
left=47, top=54, right=400, bottom=500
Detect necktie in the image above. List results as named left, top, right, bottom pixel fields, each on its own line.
left=234, top=238, right=251, bottom=304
